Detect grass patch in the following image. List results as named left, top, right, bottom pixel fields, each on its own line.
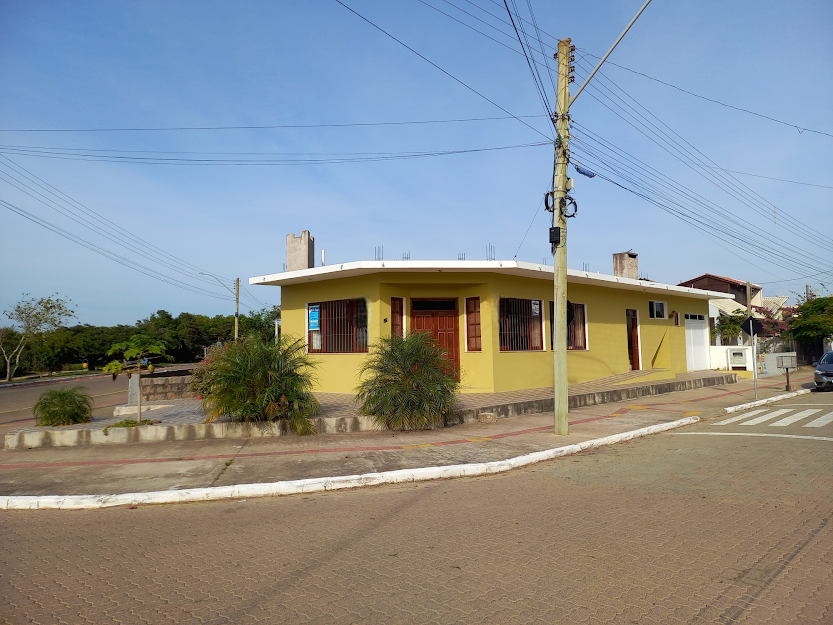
left=103, top=418, right=161, bottom=436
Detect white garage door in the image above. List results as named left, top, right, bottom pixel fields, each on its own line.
left=685, top=313, right=710, bottom=371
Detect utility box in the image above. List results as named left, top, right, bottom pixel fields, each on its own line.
left=286, top=231, right=315, bottom=272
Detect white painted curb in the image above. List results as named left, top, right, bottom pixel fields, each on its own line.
left=724, top=389, right=811, bottom=413
left=0, top=416, right=699, bottom=511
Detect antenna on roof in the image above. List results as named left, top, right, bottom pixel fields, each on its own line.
left=458, top=252, right=466, bottom=261
left=374, top=246, right=384, bottom=261
left=486, top=243, right=495, bottom=261
left=402, top=251, right=410, bottom=261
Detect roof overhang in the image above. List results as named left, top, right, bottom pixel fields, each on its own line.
left=250, top=260, right=731, bottom=300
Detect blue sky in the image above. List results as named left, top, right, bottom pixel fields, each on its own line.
left=1, top=0, right=831, bottom=326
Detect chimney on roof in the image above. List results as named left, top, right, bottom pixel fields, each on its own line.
left=286, top=231, right=315, bottom=271
left=613, top=251, right=638, bottom=279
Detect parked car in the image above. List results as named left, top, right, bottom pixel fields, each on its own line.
left=814, top=352, right=833, bottom=390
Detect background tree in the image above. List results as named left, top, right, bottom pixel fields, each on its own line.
left=789, top=296, right=833, bottom=349
left=240, top=306, right=281, bottom=343
left=711, top=311, right=747, bottom=346
left=0, top=294, right=75, bottom=381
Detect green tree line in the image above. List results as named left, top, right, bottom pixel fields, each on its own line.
left=1, top=306, right=280, bottom=378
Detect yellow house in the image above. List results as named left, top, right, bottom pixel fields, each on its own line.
left=250, top=260, right=724, bottom=394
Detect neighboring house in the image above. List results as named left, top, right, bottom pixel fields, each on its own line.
left=250, top=237, right=728, bottom=394
left=678, top=274, right=762, bottom=309
left=679, top=273, right=791, bottom=372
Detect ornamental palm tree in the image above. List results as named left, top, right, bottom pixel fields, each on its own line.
left=33, top=386, right=94, bottom=426
left=200, top=336, right=320, bottom=435
left=356, top=332, right=460, bottom=431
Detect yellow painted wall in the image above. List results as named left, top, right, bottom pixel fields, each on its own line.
left=279, top=272, right=710, bottom=393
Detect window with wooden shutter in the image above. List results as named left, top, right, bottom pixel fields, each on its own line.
left=465, top=297, right=481, bottom=351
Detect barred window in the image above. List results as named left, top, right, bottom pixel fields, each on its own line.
left=549, top=301, right=588, bottom=351
left=391, top=297, right=404, bottom=338
left=308, top=299, right=368, bottom=353
left=499, top=298, right=543, bottom=352
left=466, top=297, right=481, bottom=351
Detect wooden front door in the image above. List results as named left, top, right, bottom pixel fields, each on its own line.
left=626, top=309, right=640, bottom=370
left=411, top=299, right=460, bottom=376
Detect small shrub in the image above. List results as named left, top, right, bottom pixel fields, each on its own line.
left=33, top=387, right=94, bottom=426
left=356, top=332, right=460, bottom=431
left=198, top=336, right=320, bottom=435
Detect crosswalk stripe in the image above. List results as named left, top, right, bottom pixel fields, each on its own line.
left=741, top=409, right=793, bottom=426
left=804, top=412, right=833, bottom=428
left=714, top=409, right=769, bottom=426
left=770, top=409, right=822, bottom=426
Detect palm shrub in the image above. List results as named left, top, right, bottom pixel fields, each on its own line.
left=356, top=332, right=460, bottom=431
left=199, top=336, right=320, bottom=435
left=33, top=386, right=94, bottom=426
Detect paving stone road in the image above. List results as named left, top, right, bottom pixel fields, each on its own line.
left=1, top=390, right=831, bottom=623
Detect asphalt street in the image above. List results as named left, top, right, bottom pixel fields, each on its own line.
left=1, top=388, right=830, bottom=623
left=0, top=375, right=129, bottom=428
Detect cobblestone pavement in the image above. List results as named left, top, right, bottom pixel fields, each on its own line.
left=2, top=391, right=830, bottom=623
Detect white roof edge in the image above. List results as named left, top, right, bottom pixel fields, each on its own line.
left=249, top=260, right=731, bottom=300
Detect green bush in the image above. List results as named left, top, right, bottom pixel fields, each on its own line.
left=356, top=332, right=460, bottom=431
left=33, top=386, right=94, bottom=426
left=198, top=336, right=320, bottom=435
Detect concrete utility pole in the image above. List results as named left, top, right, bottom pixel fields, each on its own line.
left=234, top=278, right=240, bottom=340
left=551, top=38, right=573, bottom=436
left=551, top=0, right=653, bottom=436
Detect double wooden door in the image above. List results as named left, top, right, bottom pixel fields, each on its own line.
left=411, top=299, right=460, bottom=376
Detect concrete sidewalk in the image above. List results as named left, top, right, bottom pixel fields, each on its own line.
left=0, top=372, right=815, bottom=499
left=4, top=369, right=736, bottom=449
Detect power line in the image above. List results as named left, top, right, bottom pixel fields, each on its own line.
left=757, top=270, right=833, bottom=285
left=1, top=199, right=236, bottom=301
left=694, top=169, right=833, bottom=190
left=0, top=156, right=238, bottom=288
left=573, top=58, right=826, bottom=246
left=568, top=131, right=825, bottom=275
left=568, top=64, right=828, bottom=251
left=0, top=115, right=548, bottom=133
left=569, top=136, right=821, bottom=275
left=0, top=140, right=550, bottom=165
left=577, top=52, right=833, bottom=139
left=333, top=0, right=552, bottom=142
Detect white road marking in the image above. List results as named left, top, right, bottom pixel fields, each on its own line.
left=804, top=412, right=833, bottom=428
left=770, top=409, right=822, bottom=427
left=770, top=404, right=833, bottom=407
left=741, top=409, right=792, bottom=426
left=713, top=409, right=768, bottom=426
left=677, top=432, right=833, bottom=442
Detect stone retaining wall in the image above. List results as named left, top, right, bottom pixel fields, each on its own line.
left=140, top=375, right=196, bottom=402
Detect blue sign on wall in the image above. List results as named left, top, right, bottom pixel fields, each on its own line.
left=308, top=305, right=320, bottom=331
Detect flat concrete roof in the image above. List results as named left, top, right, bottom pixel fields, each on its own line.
left=250, top=260, right=732, bottom=300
